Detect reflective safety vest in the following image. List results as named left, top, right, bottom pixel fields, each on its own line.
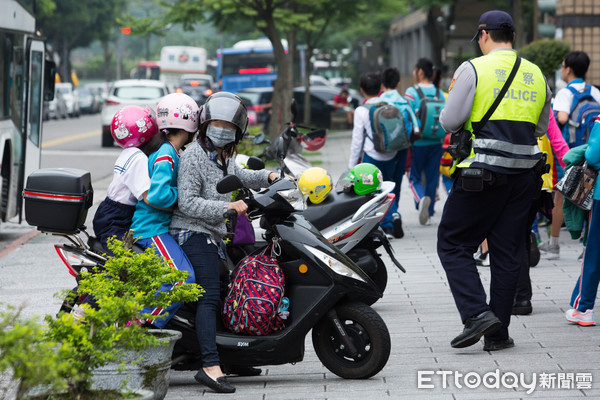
left=457, top=50, right=547, bottom=174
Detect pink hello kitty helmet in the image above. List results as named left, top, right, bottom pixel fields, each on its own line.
left=156, top=92, right=199, bottom=133
left=110, top=106, right=158, bottom=148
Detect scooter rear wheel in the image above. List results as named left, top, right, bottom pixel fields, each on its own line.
left=312, top=301, right=390, bottom=379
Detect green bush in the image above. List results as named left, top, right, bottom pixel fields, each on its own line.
left=518, top=39, right=570, bottom=80
left=44, top=238, right=203, bottom=398
left=0, top=304, right=72, bottom=400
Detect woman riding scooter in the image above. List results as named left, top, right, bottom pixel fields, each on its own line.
left=169, top=92, right=279, bottom=393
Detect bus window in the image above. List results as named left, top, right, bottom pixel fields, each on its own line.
left=28, top=50, right=43, bottom=146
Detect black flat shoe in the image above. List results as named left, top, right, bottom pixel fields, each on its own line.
left=194, top=369, right=236, bottom=393
left=451, top=310, right=502, bottom=348
left=222, top=365, right=262, bottom=376
left=483, top=337, right=515, bottom=351
left=512, top=300, right=532, bottom=315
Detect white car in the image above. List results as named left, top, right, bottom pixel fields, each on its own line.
left=55, top=82, right=80, bottom=118
left=100, top=79, right=169, bottom=147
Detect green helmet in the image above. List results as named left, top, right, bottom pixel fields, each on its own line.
left=341, top=163, right=383, bottom=195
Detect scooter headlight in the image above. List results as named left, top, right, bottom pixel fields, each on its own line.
left=304, top=245, right=366, bottom=282
left=278, top=185, right=306, bottom=211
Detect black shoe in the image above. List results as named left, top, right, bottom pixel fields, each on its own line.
left=483, top=337, right=514, bottom=351
left=194, top=369, right=236, bottom=393
left=392, top=214, right=404, bottom=238
left=529, top=232, right=540, bottom=267
left=450, top=310, right=502, bottom=348
left=512, top=300, right=532, bottom=315
left=222, top=365, right=262, bottom=376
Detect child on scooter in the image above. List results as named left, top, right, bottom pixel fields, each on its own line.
left=129, top=92, right=199, bottom=328
left=170, top=92, right=278, bottom=393
left=92, top=105, right=160, bottom=253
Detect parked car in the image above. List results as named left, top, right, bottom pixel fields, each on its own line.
left=176, top=74, right=215, bottom=106
left=55, top=82, right=80, bottom=118
left=45, top=89, right=68, bottom=120
left=100, top=79, right=169, bottom=147
left=75, top=87, right=100, bottom=114
left=236, top=85, right=363, bottom=129
left=86, top=82, right=110, bottom=106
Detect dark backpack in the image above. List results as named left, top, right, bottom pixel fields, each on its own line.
left=363, top=102, right=411, bottom=152
left=414, top=86, right=445, bottom=140
left=222, top=247, right=285, bottom=335
left=562, top=84, right=600, bottom=147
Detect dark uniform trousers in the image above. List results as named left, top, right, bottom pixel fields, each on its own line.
left=437, top=169, right=536, bottom=341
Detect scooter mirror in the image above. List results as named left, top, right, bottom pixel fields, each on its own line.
left=217, top=175, right=244, bottom=194
left=276, top=136, right=288, bottom=162
left=290, top=99, right=298, bottom=123
left=252, top=132, right=270, bottom=145
left=246, top=156, right=265, bottom=171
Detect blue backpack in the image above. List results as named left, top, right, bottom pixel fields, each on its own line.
left=562, top=84, right=600, bottom=147
left=362, top=102, right=413, bottom=152
left=414, top=86, right=445, bottom=141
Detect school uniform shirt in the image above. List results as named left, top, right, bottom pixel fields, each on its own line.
left=131, top=142, right=180, bottom=239
left=348, top=96, right=397, bottom=168
left=92, top=147, right=150, bottom=242
left=106, top=147, right=150, bottom=205
left=553, top=78, right=600, bottom=114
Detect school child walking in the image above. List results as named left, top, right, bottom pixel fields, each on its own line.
left=405, top=58, right=446, bottom=225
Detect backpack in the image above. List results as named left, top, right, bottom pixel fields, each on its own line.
left=363, top=102, right=412, bottom=152
left=222, top=246, right=285, bottom=335
left=414, top=86, right=445, bottom=140
left=562, top=84, right=600, bottom=147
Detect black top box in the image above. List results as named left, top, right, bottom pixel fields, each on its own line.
left=23, top=168, right=94, bottom=234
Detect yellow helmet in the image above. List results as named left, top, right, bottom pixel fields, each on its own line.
left=298, top=167, right=333, bottom=204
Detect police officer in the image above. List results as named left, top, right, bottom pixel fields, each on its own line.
left=437, top=10, right=551, bottom=351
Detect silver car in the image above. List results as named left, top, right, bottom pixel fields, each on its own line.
left=45, top=89, right=68, bottom=120
left=100, top=79, right=169, bottom=147
left=55, top=82, right=80, bottom=118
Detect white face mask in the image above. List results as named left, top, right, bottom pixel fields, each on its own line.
left=206, top=125, right=236, bottom=148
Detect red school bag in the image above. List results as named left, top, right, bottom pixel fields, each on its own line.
left=222, top=245, right=285, bottom=335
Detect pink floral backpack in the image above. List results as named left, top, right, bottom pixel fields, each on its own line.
left=222, top=245, right=285, bottom=335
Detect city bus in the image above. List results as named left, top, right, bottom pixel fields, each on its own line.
left=217, top=38, right=300, bottom=92
left=159, top=46, right=208, bottom=90
left=1, top=0, right=54, bottom=224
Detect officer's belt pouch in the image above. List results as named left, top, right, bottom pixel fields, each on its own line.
left=460, top=168, right=492, bottom=192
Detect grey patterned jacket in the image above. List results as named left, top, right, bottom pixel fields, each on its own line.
left=170, top=140, right=270, bottom=240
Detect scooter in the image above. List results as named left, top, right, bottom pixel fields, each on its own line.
left=168, top=103, right=390, bottom=377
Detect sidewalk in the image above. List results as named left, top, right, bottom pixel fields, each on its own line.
left=0, top=131, right=595, bottom=399
left=165, top=130, right=599, bottom=399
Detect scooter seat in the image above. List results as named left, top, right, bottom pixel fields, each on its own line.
left=302, top=190, right=374, bottom=231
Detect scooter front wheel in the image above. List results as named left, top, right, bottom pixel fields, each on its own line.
left=359, top=257, right=387, bottom=306
left=312, top=301, right=390, bottom=379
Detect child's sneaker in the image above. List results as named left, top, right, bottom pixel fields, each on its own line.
left=418, top=196, right=431, bottom=225
left=539, top=241, right=560, bottom=260
left=475, top=251, right=490, bottom=267
left=566, top=309, right=595, bottom=326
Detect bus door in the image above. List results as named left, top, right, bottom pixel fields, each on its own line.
left=19, top=38, right=45, bottom=218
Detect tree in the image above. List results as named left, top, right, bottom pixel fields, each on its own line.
left=519, top=39, right=570, bottom=88
left=38, top=0, right=125, bottom=83
left=297, top=0, right=408, bottom=124
left=162, top=0, right=411, bottom=137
